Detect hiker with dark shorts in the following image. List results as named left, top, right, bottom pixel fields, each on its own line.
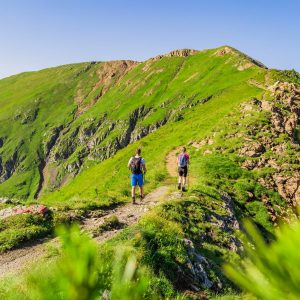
left=177, top=147, right=189, bottom=192
left=128, top=148, right=147, bottom=204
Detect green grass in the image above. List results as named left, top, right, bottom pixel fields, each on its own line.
left=0, top=213, right=53, bottom=252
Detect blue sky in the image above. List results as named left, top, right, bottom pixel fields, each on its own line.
left=0, top=0, right=299, bottom=78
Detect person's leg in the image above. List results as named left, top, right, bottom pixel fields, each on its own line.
left=138, top=173, right=144, bottom=200
left=131, top=186, right=136, bottom=198
left=139, top=186, right=144, bottom=199
left=131, top=174, right=137, bottom=203
left=178, top=168, right=183, bottom=189
left=182, top=167, right=187, bottom=191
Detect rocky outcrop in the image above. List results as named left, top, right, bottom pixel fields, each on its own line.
left=14, top=107, right=39, bottom=125
left=43, top=126, right=64, bottom=157
left=180, top=239, right=215, bottom=291
left=239, top=82, right=300, bottom=206
left=74, top=61, right=97, bottom=77
left=273, top=173, right=300, bottom=206
left=0, top=147, right=21, bottom=183
left=152, top=49, right=199, bottom=61
left=239, top=142, right=265, bottom=157
left=267, top=81, right=300, bottom=138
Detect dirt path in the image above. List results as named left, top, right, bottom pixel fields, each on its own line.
left=84, top=186, right=181, bottom=243
left=166, top=147, right=180, bottom=177
left=0, top=185, right=179, bottom=279
left=0, top=238, right=57, bottom=279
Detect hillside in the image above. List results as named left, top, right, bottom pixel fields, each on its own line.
left=0, top=46, right=267, bottom=201
left=0, top=46, right=300, bottom=299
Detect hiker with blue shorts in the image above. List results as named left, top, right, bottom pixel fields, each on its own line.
left=128, top=148, right=147, bottom=204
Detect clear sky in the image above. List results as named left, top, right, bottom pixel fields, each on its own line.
left=0, top=0, right=299, bottom=79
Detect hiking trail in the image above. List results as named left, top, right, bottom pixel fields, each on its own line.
left=166, top=147, right=180, bottom=177
left=0, top=153, right=181, bottom=279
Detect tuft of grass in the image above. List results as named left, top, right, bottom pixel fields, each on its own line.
left=97, top=215, right=122, bottom=234
left=0, top=213, right=53, bottom=252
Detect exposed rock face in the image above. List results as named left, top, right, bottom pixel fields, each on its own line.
left=268, top=82, right=300, bottom=136
left=180, top=239, right=215, bottom=291
left=239, top=82, right=300, bottom=206
left=43, top=126, right=63, bottom=157
left=152, top=49, right=199, bottom=61
left=76, top=60, right=138, bottom=116
left=215, top=46, right=234, bottom=56
left=39, top=103, right=175, bottom=192
left=220, top=192, right=240, bottom=231
left=0, top=148, right=21, bottom=183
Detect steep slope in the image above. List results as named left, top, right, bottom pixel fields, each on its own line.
left=0, top=60, right=137, bottom=199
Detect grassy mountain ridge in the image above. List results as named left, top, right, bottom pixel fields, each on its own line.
left=0, top=46, right=300, bottom=298
left=0, top=46, right=266, bottom=201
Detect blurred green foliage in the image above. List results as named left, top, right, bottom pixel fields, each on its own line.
left=225, top=220, right=300, bottom=300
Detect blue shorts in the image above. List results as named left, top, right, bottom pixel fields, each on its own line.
left=131, top=173, right=143, bottom=187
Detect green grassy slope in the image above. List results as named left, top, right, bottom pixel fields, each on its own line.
left=0, top=46, right=267, bottom=202
left=0, top=63, right=91, bottom=198
left=40, top=47, right=266, bottom=209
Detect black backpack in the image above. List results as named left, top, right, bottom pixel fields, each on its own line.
left=130, top=157, right=142, bottom=174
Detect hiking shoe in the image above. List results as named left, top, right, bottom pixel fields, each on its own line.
left=182, top=186, right=186, bottom=192
left=177, top=183, right=181, bottom=190
left=132, top=197, right=136, bottom=204
left=140, top=195, right=145, bottom=202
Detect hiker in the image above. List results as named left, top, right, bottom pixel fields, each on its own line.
left=177, top=147, right=189, bottom=192
left=128, top=148, right=147, bottom=204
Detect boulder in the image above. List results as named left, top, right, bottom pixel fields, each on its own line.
left=0, top=204, right=49, bottom=220
left=181, top=239, right=215, bottom=290
left=242, top=160, right=257, bottom=170
left=0, top=197, right=12, bottom=204
left=239, top=142, right=264, bottom=157
left=273, top=173, right=300, bottom=205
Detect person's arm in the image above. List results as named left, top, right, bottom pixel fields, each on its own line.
left=142, top=158, right=147, bottom=173
left=128, top=157, right=132, bottom=169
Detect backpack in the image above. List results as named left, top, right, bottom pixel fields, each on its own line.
left=130, top=157, right=142, bottom=174
left=178, top=153, right=188, bottom=167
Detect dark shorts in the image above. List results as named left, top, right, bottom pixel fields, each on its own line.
left=178, top=166, right=188, bottom=177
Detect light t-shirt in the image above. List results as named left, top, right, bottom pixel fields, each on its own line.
left=128, top=156, right=146, bottom=166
